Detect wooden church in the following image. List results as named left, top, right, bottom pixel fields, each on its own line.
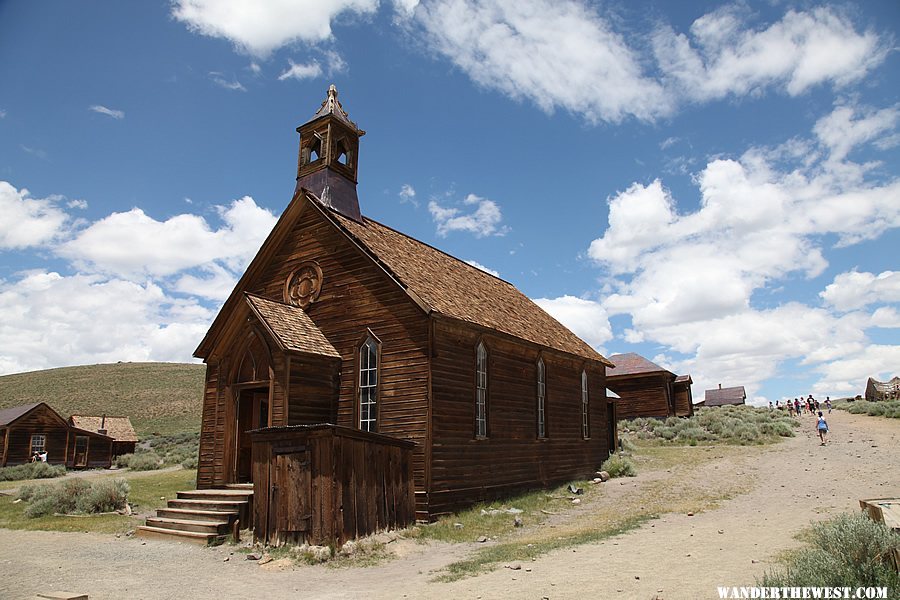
left=193, top=86, right=617, bottom=533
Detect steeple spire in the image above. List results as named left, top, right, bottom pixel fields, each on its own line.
left=295, top=85, right=365, bottom=222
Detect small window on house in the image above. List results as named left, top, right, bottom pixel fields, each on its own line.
left=30, top=434, right=46, bottom=455
left=475, top=342, right=488, bottom=438
left=581, top=370, right=590, bottom=439
left=359, top=337, right=378, bottom=432
left=537, top=358, right=546, bottom=438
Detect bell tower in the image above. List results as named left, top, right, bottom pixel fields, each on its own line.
left=295, top=85, right=365, bottom=222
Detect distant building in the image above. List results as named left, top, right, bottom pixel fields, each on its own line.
left=69, top=415, right=138, bottom=457
left=606, top=353, right=694, bottom=418
left=699, top=384, right=747, bottom=407
left=865, top=376, right=900, bottom=401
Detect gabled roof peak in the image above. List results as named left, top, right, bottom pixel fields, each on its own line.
left=311, top=84, right=364, bottom=134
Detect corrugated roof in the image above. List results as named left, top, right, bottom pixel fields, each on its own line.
left=0, top=402, right=42, bottom=427
left=69, top=415, right=138, bottom=442
left=607, top=353, right=671, bottom=378
left=328, top=207, right=610, bottom=365
left=246, top=293, right=341, bottom=359
left=703, top=386, right=747, bottom=406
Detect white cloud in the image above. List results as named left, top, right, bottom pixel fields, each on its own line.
left=0, top=108, right=6, bottom=119
left=172, top=0, right=378, bottom=58
left=67, top=199, right=88, bottom=210
left=820, top=270, right=900, bottom=312
left=21, top=145, right=48, bottom=160
left=210, top=72, right=247, bottom=91
left=532, top=295, right=612, bottom=351
left=0, top=271, right=211, bottom=375
left=429, top=193, right=507, bottom=237
left=0, top=182, right=69, bottom=249
left=653, top=6, right=887, bottom=102
left=398, top=183, right=418, bottom=207
left=404, top=0, right=670, bottom=124
left=89, top=105, right=125, bottom=120
left=812, top=345, right=900, bottom=396
left=813, top=103, right=900, bottom=163
left=58, top=196, right=277, bottom=279
left=588, top=102, right=900, bottom=399
left=278, top=60, right=322, bottom=81
left=464, top=260, right=499, bottom=277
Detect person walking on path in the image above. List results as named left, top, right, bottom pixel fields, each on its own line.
left=794, top=398, right=802, bottom=416
left=825, top=397, right=832, bottom=413
left=816, top=411, right=829, bottom=445
left=788, top=401, right=795, bottom=417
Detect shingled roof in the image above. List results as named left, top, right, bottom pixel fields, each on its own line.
left=703, top=386, right=747, bottom=406
left=246, top=293, right=341, bottom=359
left=606, top=353, right=672, bottom=378
left=0, top=402, right=43, bottom=427
left=327, top=206, right=611, bottom=365
left=69, top=415, right=138, bottom=442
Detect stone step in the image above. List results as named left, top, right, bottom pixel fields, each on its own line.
left=135, top=526, right=224, bottom=546
left=156, top=507, right=240, bottom=523
left=145, top=517, right=230, bottom=535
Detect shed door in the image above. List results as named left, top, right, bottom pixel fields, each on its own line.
left=272, top=449, right=311, bottom=534
left=74, top=435, right=89, bottom=467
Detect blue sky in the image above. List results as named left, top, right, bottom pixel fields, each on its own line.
left=0, top=0, right=898, bottom=404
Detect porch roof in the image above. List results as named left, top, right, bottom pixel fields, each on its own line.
left=246, top=293, right=341, bottom=359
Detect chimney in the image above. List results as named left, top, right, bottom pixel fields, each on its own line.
left=718, top=383, right=722, bottom=389
left=99, top=414, right=107, bottom=436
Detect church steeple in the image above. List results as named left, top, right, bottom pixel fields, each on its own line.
left=295, top=85, right=365, bottom=222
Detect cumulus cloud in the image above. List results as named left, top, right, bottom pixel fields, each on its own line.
left=0, top=182, right=69, bottom=249
left=429, top=193, right=507, bottom=237
left=171, top=0, right=378, bottom=57
left=89, top=105, right=125, bottom=119
left=58, top=196, right=277, bottom=279
left=278, top=60, right=322, bottom=81
left=0, top=271, right=212, bottom=375
left=820, top=270, right=900, bottom=312
left=532, top=295, right=612, bottom=351
left=464, top=260, right=499, bottom=277
left=653, top=6, right=887, bottom=102
left=589, top=102, right=900, bottom=399
left=403, top=0, right=669, bottom=123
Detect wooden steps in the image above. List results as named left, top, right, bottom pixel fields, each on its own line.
left=136, top=486, right=252, bottom=546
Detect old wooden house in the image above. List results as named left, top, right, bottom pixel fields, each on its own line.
left=0, top=402, right=113, bottom=468
left=191, top=86, right=617, bottom=539
left=606, top=353, right=693, bottom=419
left=69, top=415, right=138, bottom=458
left=865, top=376, right=900, bottom=401
left=699, top=384, right=747, bottom=407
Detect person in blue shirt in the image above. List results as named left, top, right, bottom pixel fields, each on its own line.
left=816, top=411, right=829, bottom=445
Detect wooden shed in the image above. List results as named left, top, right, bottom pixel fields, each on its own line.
left=700, top=384, right=747, bottom=407
left=66, top=427, right=114, bottom=469
left=69, top=415, right=138, bottom=457
left=250, top=424, right=414, bottom=546
left=865, top=376, right=900, bottom=402
left=606, top=353, right=693, bottom=419
left=193, top=86, right=617, bottom=529
left=0, top=402, right=70, bottom=467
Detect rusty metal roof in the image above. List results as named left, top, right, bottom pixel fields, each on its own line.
left=703, top=386, right=747, bottom=406
left=607, top=353, right=672, bottom=378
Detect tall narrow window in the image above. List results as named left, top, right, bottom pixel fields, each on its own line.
left=475, top=342, right=488, bottom=438
left=359, top=337, right=378, bottom=432
left=536, top=358, right=546, bottom=438
left=581, top=370, right=590, bottom=439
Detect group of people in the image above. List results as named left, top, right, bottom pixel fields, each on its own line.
left=30, top=450, right=48, bottom=463
left=769, top=394, right=831, bottom=445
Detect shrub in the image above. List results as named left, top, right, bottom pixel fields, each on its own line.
left=0, top=461, right=66, bottom=482
left=120, top=452, right=162, bottom=471
left=759, top=513, right=900, bottom=590
left=601, top=455, right=637, bottom=478
left=181, top=454, right=198, bottom=469
left=18, top=477, right=129, bottom=517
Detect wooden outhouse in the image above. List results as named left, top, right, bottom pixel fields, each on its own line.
left=606, top=353, right=694, bottom=419
left=194, top=86, right=617, bottom=527
left=0, top=402, right=71, bottom=467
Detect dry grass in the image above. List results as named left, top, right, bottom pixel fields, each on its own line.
left=0, top=362, right=205, bottom=436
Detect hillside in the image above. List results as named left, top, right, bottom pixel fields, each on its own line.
left=0, top=362, right=205, bottom=436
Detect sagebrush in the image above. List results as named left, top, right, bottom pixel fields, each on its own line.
left=0, top=461, right=66, bottom=482
left=621, top=406, right=798, bottom=446
left=836, top=399, right=900, bottom=419
left=601, top=454, right=637, bottom=477
left=759, top=512, right=900, bottom=590
left=18, top=477, right=129, bottom=518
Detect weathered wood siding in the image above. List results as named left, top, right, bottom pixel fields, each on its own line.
left=251, top=425, right=414, bottom=546
left=1, top=405, right=69, bottom=466
left=673, top=382, right=694, bottom=417
left=197, top=361, right=221, bottom=488
left=248, top=204, right=430, bottom=513
left=609, top=374, right=674, bottom=419
left=287, top=355, right=340, bottom=426
left=429, top=319, right=611, bottom=516
left=67, top=432, right=112, bottom=469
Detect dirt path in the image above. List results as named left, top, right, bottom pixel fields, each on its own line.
left=1, top=410, right=896, bottom=600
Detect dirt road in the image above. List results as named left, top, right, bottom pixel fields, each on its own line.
left=1, top=410, right=896, bottom=600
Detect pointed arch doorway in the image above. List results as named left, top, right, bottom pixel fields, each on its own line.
left=230, top=331, right=272, bottom=483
